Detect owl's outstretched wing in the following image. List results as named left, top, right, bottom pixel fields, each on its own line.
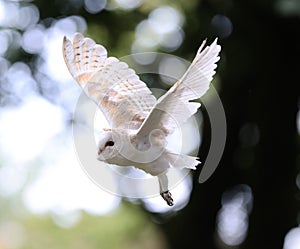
left=63, top=33, right=156, bottom=129
left=137, top=38, right=221, bottom=138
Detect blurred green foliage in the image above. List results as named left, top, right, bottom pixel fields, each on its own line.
left=31, top=207, right=157, bottom=249
left=1, top=204, right=168, bottom=249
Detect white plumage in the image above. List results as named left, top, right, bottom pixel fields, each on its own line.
left=63, top=33, right=221, bottom=206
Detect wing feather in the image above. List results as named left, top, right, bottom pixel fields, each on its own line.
left=137, top=38, right=221, bottom=137
left=63, top=33, right=156, bottom=129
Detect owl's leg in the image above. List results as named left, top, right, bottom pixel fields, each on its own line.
left=158, top=173, right=174, bottom=206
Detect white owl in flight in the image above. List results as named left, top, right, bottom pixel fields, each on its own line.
left=63, top=33, right=221, bottom=206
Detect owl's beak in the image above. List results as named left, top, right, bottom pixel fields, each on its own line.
left=98, top=148, right=103, bottom=155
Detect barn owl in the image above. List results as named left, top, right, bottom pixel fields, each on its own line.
left=63, top=33, right=221, bottom=206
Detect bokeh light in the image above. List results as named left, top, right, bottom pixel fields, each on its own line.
left=211, top=14, right=233, bottom=39
left=135, top=20, right=162, bottom=48
left=283, top=227, right=300, bottom=249
left=0, top=30, right=10, bottom=55
left=275, top=0, right=300, bottom=16
left=22, top=26, right=45, bottom=54
left=216, top=184, right=253, bottom=246
left=132, top=5, right=185, bottom=62
left=239, top=122, right=260, bottom=147
left=0, top=1, right=39, bottom=30
left=84, top=0, right=106, bottom=14
left=148, top=6, right=184, bottom=34
left=115, top=0, right=143, bottom=10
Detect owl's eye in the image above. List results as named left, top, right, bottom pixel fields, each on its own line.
left=105, top=141, right=114, bottom=147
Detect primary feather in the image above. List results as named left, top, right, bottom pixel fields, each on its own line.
left=137, top=38, right=221, bottom=137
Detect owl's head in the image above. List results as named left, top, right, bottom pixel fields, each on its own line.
left=97, top=129, right=138, bottom=165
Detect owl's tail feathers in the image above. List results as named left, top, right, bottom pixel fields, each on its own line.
left=168, top=152, right=200, bottom=170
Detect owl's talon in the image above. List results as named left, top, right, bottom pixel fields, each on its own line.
left=161, top=191, right=174, bottom=206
